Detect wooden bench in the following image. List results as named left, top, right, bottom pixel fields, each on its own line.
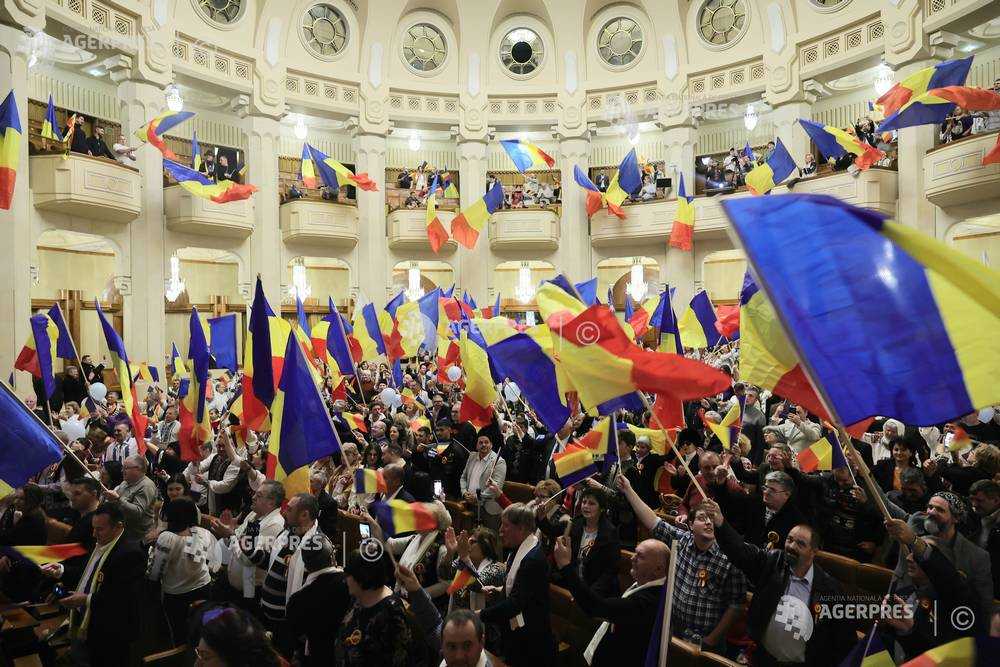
left=502, top=481, right=535, bottom=505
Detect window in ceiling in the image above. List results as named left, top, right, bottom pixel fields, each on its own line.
left=195, top=0, right=245, bottom=25
left=696, top=0, right=750, bottom=48
left=597, top=17, right=644, bottom=68
left=499, top=27, right=545, bottom=77
left=810, top=0, right=852, bottom=10
left=402, top=23, right=447, bottom=74
left=301, top=4, right=349, bottom=60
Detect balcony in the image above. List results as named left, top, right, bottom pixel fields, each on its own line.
left=280, top=199, right=359, bottom=248
left=924, top=132, right=1000, bottom=208
left=387, top=208, right=458, bottom=252
left=590, top=199, right=672, bottom=248
left=29, top=153, right=141, bottom=223
left=164, top=185, right=255, bottom=238
left=489, top=208, right=559, bottom=250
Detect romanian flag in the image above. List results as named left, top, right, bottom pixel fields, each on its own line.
left=878, top=85, right=1000, bottom=134
left=163, top=159, right=258, bottom=203
left=243, top=277, right=292, bottom=431
left=797, top=436, right=846, bottom=473
left=0, top=89, right=21, bottom=210
left=553, top=443, right=598, bottom=487
left=447, top=561, right=480, bottom=595
left=743, top=142, right=755, bottom=161
left=899, top=635, right=1000, bottom=667
left=716, top=305, right=740, bottom=340
left=669, top=173, right=695, bottom=251
left=133, top=363, right=160, bottom=385
left=372, top=500, right=439, bottom=536
left=14, top=314, right=60, bottom=400
left=78, top=396, right=97, bottom=420
left=179, top=308, right=213, bottom=462
left=354, top=468, right=387, bottom=494
left=342, top=412, right=367, bottom=432
left=500, top=139, right=555, bottom=172
left=41, top=95, right=62, bottom=141
left=451, top=180, right=503, bottom=249
left=948, top=425, right=972, bottom=453
left=0, top=381, right=63, bottom=487
left=875, top=56, right=973, bottom=117
left=604, top=149, right=643, bottom=218
left=95, top=301, right=146, bottom=454
left=488, top=327, right=571, bottom=433
left=208, top=313, right=238, bottom=373
left=325, top=308, right=361, bottom=376
left=575, top=278, right=598, bottom=307
left=11, top=543, right=87, bottom=567
left=46, top=303, right=76, bottom=362
left=409, top=416, right=430, bottom=433
left=352, top=303, right=390, bottom=361
left=295, top=295, right=311, bottom=338
left=134, top=110, right=195, bottom=159
left=267, top=331, right=343, bottom=496
left=678, top=291, right=722, bottom=349
left=745, top=138, right=796, bottom=195
left=191, top=131, right=202, bottom=172
left=574, top=165, right=605, bottom=217
left=650, top=287, right=684, bottom=355
left=798, top=118, right=884, bottom=170
left=425, top=175, right=449, bottom=253
left=299, top=143, right=317, bottom=188
left=436, top=337, right=461, bottom=384
left=723, top=193, right=1000, bottom=427
left=305, top=143, right=378, bottom=192
left=705, top=399, right=743, bottom=450
left=400, top=388, right=417, bottom=407
left=310, top=317, right=331, bottom=364
left=457, top=330, right=497, bottom=428
left=442, top=171, right=459, bottom=198
left=837, top=626, right=894, bottom=667
left=578, top=415, right=618, bottom=471
left=170, top=343, right=187, bottom=378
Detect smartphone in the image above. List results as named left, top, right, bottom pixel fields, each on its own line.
left=52, top=584, right=70, bottom=600
left=359, top=524, right=371, bottom=538
left=433, top=481, right=444, bottom=499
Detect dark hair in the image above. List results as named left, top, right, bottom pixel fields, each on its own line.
left=617, top=428, right=636, bottom=448
left=409, top=471, right=433, bottom=502
left=888, top=437, right=917, bottom=464
left=970, top=479, right=1000, bottom=499
left=443, top=609, right=484, bottom=640
left=20, top=483, right=44, bottom=511
left=471, top=527, right=500, bottom=562
left=102, top=461, right=123, bottom=488
left=292, top=493, right=320, bottom=521
left=94, top=501, right=125, bottom=525
left=301, top=533, right=334, bottom=572
left=345, top=545, right=394, bottom=591
left=792, top=523, right=821, bottom=550
left=165, top=473, right=191, bottom=495
left=197, top=606, right=280, bottom=667
left=164, top=497, right=199, bottom=533
left=70, top=476, right=101, bottom=496
left=578, top=487, right=606, bottom=512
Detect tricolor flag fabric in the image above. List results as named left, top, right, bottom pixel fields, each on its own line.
left=798, top=118, right=885, bottom=171
left=451, top=180, right=503, bottom=249
left=899, top=635, right=1000, bottom=667
left=305, top=144, right=378, bottom=192
left=456, top=329, right=498, bottom=428
left=299, top=143, right=317, bottom=188
left=372, top=500, right=440, bottom=537
left=875, top=56, right=973, bottom=118
left=669, top=172, right=695, bottom=251
left=984, top=135, right=1000, bottom=166
left=163, top=159, right=258, bottom=204
left=678, top=291, right=722, bottom=349
left=573, top=165, right=606, bottom=217
left=170, top=343, right=187, bottom=378
left=0, top=381, right=64, bottom=487
left=95, top=301, right=147, bottom=454
left=797, top=436, right=846, bottom=473
left=604, top=149, right=643, bottom=218
left=575, top=278, right=598, bottom=308
left=324, top=308, right=361, bottom=376
left=46, top=303, right=75, bottom=362
left=41, top=95, right=62, bottom=142
left=354, top=468, right=387, bottom=494
left=715, top=305, right=740, bottom=340
left=650, top=287, right=684, bottom=355
left=705, top=399, right=743, bottom=450
left=553, top=443, right=598, bottom=488
left=577, top=415, right=618, bottom=472
left=723, top=194, right=1000, bottom=427
left=837, top=626, right=894, bottom=667
left=342, top=412, right=367, bottom=432
left=742, top=142, right=755, bottom=162
left=425, top=174, right=449, bottom=253
left=499, top=139, right=556, bottom=173
left=243, top=277, right=293, bottom=431
left=878, top=85, right=1000, bottom=134
left=745, top=138, right=796, bottom=195
left=133, top=363, right=160, bottom=385
left=948, top=425, right=973, bottom=453
left=208, top=313, right=238, bottom=373
left=442, top=171, right=459, bottom=198
left=446, top=560, right=481, bottom=595
left=14, top=314, right=60, bottom=400
left=0, top=89, right=22, bottom=210
left=133, top=110, right=195, bottom=160
left=487, top=327, right=571, bottom=434
left=191, top=131, right=202, bottom=172
left=10, top=543, right=88, bottom=567
left=179, top=308, right=213, bottom=462
left=352, top=303, right=389, bottom=362
left=627, top=295, right=660, bottom=339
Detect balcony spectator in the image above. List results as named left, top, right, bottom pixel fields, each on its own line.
left=798, top=153, right=817, bottom=177
left=941, top=107, right=974, bottom=143
left=287, top=183, right=304, bottom=200
left=397, top=169, right=413, bottom=189
left=595, top=169, right=610, bottom=191
left=216, top=154, right=241, bottom=183
left=66, top=113, right=90, bottom=155
left=87, top=125, right=116, bottom=161
left=639, top=174, right=657, bottom=201
left=405, top=190, right=421, bottom=208
left=723, top=147, right=740, bottom=173
left=198, top=150, right=216, bottom=178
left=762, top=140, right=776, bottom=161
left=854, top=117, right=878, bottom=147
left=975, top=78, right=1000, bottom=133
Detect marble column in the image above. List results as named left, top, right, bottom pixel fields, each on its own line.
left=557, top=137, right=591, bottom=280
left=353, top=132, right=387, bottom=303
left=245, top=115, right=283, bottom=307
left=893, top=60, right=942, bottom=236
left=663, top=125, right=698, bottom=309
left=768, top=101, right=813, bottom=166
left=457, top=139, right=488, bottom=300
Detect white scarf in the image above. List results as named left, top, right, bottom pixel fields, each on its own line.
left=504, top=534, right=538, bottom=631
left=583, top=577, right=666, bottom=665
left=286, top=520, right=320, bottom=601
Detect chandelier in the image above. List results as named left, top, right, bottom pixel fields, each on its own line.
left=165, top=84, right=184, bottom=112
left=165, top=255, right=186, bottom=302
left=515, top=262, right=535, bottom=303
left=626, top=260, right=648, bottom=303
left=743, top=103, right=758, bottom=132
left=405, top=264, right=424, bottom=301
left=873, top=64, right=894, bottom=97
left=290, top=260, right=311, bottom=300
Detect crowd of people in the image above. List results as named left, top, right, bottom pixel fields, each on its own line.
left=2, top=335, right=999, bottom=666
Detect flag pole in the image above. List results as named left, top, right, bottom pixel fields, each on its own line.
left=50, top=302, right=94, bottom=394
left=657, top=536, right=680, bottom=667
left=638, top=392, right=709, bottom=502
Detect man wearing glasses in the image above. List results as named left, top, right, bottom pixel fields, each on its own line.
left=740, top=471, right=807, bottom=549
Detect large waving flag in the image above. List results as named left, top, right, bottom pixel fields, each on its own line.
left=352, top=303, right=388, bottom=361
left=451, top=180, right=503, bottom=249
left=798, top=119, right=884, bottom=171
left=208, top=313, right=238, bottom=373
left=41, top=95, right=62, bottom=141
left=425, top=174, right=449, bottom=253
left=500, top=139, right=555, bottom=172
left=170, top=343, right=186, bottom=378
left=577, top=415, right=618, bottom=472
left=650, top=287, right=684, bottom=355
left=179, top=308, right=212, bottom=462
left=243, top=277, right=292, bottom=431
left=163, top=159, right=258, bottom=203
left=14, top=314, right=60, bottom=400
left=573, top=165, right=605, bottom=217
left=878, top=85, right=1000, bottom=134
left=267, top=332, right=343, bottom=496
left=723, top=194, right=1000, bottom=426
left=133, top=363, right=159, bottom=385
left=705, top=398, right=743, bottom=450
left=0, top=381, right=63, bottom=487
left=457, top=329, right=498, bottom=428
left=47, top=304, right=76, bottom=362
left=305, top=143, right=377, bottom=192
left=745, top=138, right=796, bottom=195
left=299, top=143, right=317, bottom=188
left=488, top=325, right=573, bottom=433
left=669, top=172, right=695, bottom=251
left=553, top=443, right=598, bottom=488
left=604, top=149, right=643, bottom=218
left=875, top=56, right=972, bottom=117
left=96, top=301, right=146, bottom=453
left=678, top=291, right=722, bottom=349
left=0, top=89, right=22, bottom=210
left=575, top=278, right=598, bottom=307
left=899, top=635, right=1000, bottom=667
left=133, top=110, right=194, bottom=159
left=325, top=306, right=360, bottom=376
left=797, top=435, right=847, bottom=473
left=628, top=295, right=659, bottom=339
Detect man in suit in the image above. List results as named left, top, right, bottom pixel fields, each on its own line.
left=595, top=170, right=610, bottom=192
left=460, top=431, right=508, bottom=531
left=48, top=477, right=101, bottom=588
left=65, top=113, right=90, bottom=155
left=733, top=470, right=807, bottom=549
left=701, top=499, right=855, bottom=667
left=432, top=418, right=469, bottom=499
left=969, top=480, right=1000, bottom=598
left=286, top=534, right=350, bottom=666
left=632, top=435, right=665, bottom=508
left=60, top=502, right=145, bottom=667
left=554, top=536, right=668, bottom=666
left=480, top=503, right=555, bottom=666
left=443, top=609, right=494, bottom=667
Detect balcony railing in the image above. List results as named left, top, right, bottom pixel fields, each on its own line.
left=280, top=199, right=359, bottom=247
left=30, top=153, right=141, bottom=223
left=387, top=208, right=458, bottom=252
left=164, top=185, right=255, bottom=238
left=924, top=131, right=1000, bottom=208
left=489, top=208, right=559, bottom=250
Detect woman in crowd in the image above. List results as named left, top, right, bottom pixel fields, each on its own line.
left=564, top=487, right=622, bottom=597
left=330, top=442, right=362, bottom=508
left=529, top=479, right=571, bottom=554
left=147, top=474, right=196, bottom=542
left=438, top=526, right=505, bottom=614
left=873, top=439, right=920, bottom=492
left=194, top=606, right=283, bottom=667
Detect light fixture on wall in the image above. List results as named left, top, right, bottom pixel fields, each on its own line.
left=525, top=310, right=537, bottom=326
left=165, top=84, right=184, bottom=112
left=515, top=261, right=536, bottom=304
left=743, top=103, right=758, bottom=132
left=628, top=128, right=640, bottom=145
left=294, top=115, right=308, bottom=140
left=290, top=259, right=311, bottom=300
left=408, top=130, right=421, bottom=152
left=873, top=63, right=894, bottom=97
left=626, top=259, right=648, bottom=303
left=165, top=255, right=186, bottom=302
left=405, top=263, right=424, bottom=301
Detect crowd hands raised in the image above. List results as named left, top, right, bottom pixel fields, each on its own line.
left=1, top=346, right=999, bottom=667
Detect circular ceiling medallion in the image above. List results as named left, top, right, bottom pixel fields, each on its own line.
left=402, top=23, right=447, bottom=73
left=697, top=0, right=749, bottom=48
left=301, top=4, right=349, bottom=60
left=500, top=27, right=544, bottom=77
left=597, top=17, right=644, bottom=68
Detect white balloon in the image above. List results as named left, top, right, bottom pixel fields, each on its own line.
left=446, top=365, right=462, bottom=382
left=89, top=382, right=108, bottom=402
left=979, top=407, right=996, bottom=424
left=60, top=417, right=87, bottom=441
left=380, top=387, right=401, bottom=408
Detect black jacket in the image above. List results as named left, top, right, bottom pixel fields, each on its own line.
left=84, top=535, right=146, bottom=660
left=315, top=491, right=339, bottom=537
left=633, top=452, right=665, bottom=508
left=480, top=541, right=555, bottom=666
left=736, top=493, right=807, bottom=549
left=287, top=569, right=351, bottom=666
left=61, top=509, right=97, bottom=588
left=714, top=522, right=855, bottom=667
left=559, top=564, right=662, bottom=667
left=430, top=440, right=467, bottom=499
left=566, top=516, right=621, bottom=598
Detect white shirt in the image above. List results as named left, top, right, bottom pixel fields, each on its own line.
left=226, top=507, right=285, bottom=596
left=148, top=527, right=220, bottom=595
left=467, top=454, right=490, bottom=493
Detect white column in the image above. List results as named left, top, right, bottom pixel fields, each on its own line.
left=245, top=115, right=283, bottom=306
left=768, top=101, right=813, bottom=166
left=457, top=140, right=489, bottom=300
left=557, top=137, right=591, bottom=280
left=0, top=29, right=32, bottom=384
left=663, top=125, right=698, bottom=309
left=353, top=132, right=387, bottom=302
left=116, top=80, right=167, bottom=363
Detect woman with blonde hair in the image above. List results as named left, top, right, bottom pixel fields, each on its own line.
left=330, top=442, right=362, bottom=507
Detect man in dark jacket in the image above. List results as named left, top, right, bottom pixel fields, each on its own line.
left=969, top=479, right=1000, bottom=598
left=430, top=418, right=468, bottom=499
left=65, top=113, right=90, bottom=155
left=733, top=470, right=808, bottom=549
left=287, top=534, right=350, bottom=666
left=701, top=499, right=855, bottom=667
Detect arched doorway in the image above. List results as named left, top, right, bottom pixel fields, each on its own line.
left=285, top=257, right=353, bottom=329
left=701, top=249, right=746, bottom=305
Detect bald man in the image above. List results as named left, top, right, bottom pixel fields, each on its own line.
left=554, top=537, right=669, bottom=666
